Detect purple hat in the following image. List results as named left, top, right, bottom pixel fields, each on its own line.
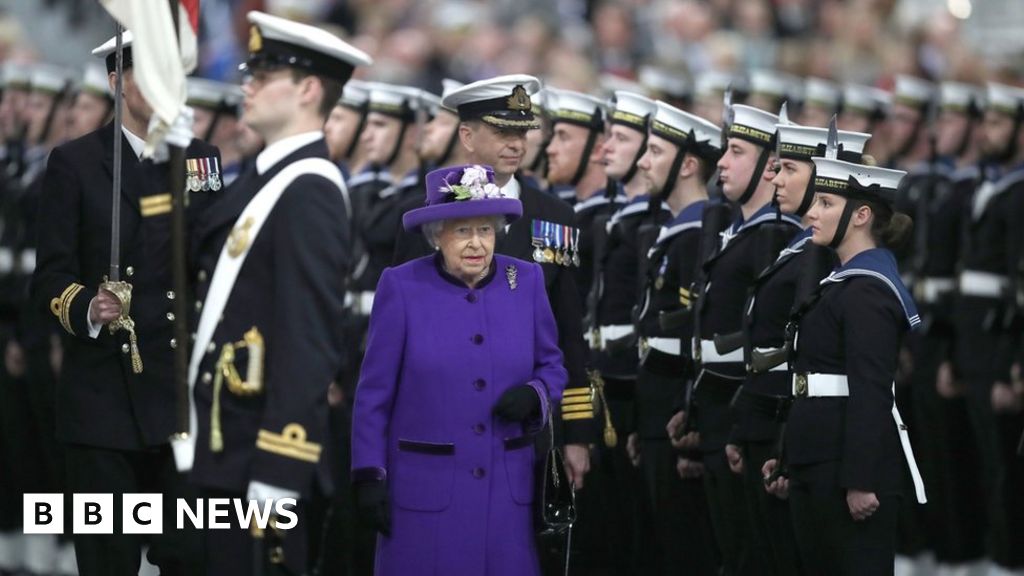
left=402, top=164, right=523, bottom=232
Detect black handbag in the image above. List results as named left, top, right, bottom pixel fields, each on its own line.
left=539, top=410, right=576, bottom=536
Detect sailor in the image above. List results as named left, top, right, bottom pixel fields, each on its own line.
left=838, top=82, right=891, bottom=162
left=799, top=77, right=840, bottom=128
left=323, top=77, right=370, bottom=179
left=633, top=100, right=723, bottom=575
left=175, top=12, right=371, bottom=575
left=67, top=63, right=114, bottom=140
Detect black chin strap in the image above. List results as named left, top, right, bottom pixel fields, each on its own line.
left=530, top=129, right=552, bottom=175
left=570, top=128, right=600, bottom=187
left=738, top=140, right=773, bottom=205
left=657, top=144, right=689, bottom=200
left=955, top=115, right=976, bottom=159
left=384, top=117, right=411, bottom=168
left=894, top=113, right=925, bottom=163
left=344, top=106, right=368, bottom=159
left=621, top=117, right=650, bottom=185
left=795, top=165, right=816, bottom=217
left=828, top=200, right=857, bottom=249
left=993, top=110, right=1023, bottom=164
left=437, top=126, right=459, bottom=166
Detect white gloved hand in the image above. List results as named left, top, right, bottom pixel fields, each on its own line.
left=246, top=480, right=300, bottom=506
left=147, top=106, right=195, bottom=163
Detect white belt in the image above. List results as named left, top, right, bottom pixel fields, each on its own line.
left=958, top=270, right=1008, bottom=298
left=586, top=325, right=635, bottom=351
left=699, top=339, right=743, bottom=364
left=792, top=373, right=927, bottom=504
left=641, top=337, right=681, bottom=356
left=753, top=347, right=789, bottom=372
left=914, top=277, right=955, bottom=304
left=345, top=291, right=375, bottom=315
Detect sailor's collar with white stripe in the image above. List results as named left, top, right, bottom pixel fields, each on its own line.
left=652, top=200, right=705, bottom=247
left=774, top=227, right=813, bottom=262
left=820, top=248, right=920, bottom=329
left=609, top=195, right=670, bottom=227
left=725, top=202, right=801, bottom=236
left=574, top=190, right=627, bottom=213
left=347, top=166, right=394, bottom=189
left=378, top=171, right=419, bottom=199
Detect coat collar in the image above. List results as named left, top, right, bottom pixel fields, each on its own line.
left=821, top=247, right=920, bottom=329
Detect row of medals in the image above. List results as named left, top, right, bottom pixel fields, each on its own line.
left=187, top=170, right=222, bottom=192
left=532, top=244, right=580, bottom=267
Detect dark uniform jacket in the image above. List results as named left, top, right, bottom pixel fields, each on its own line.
left=786, top=249, right=918, bottom=494
left=188, top=137, right=349, bottom=497
left=572, top=191, right=623, bottom=305
left=32, top=122, right=220, bottom=450
left=351, top=171, right=418, bottom=293
left=634, top=200, right=704, bottom=438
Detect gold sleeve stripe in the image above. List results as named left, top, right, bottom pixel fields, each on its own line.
left=140, top=194, right=172, bottom=217
left=562, top=388, right=592, bottom=397
left=563, top=411, right=594, bottom=420
left=562, top=404, right=594, bottom=413
left=50, top=283, right=85, bottom=335
left=256, top=424, right=322, bottom=463
left=562, top=396, right=593, bottom=406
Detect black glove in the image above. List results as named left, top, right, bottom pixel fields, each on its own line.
left=493, top=384, right=542, bottom=423
left=354, top=480, right=390, bottom=536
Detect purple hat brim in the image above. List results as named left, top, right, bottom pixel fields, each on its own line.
left=402, top=198, right=523, bottom=232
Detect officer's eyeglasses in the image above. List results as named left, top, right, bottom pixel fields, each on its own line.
left=240, top=64, right=293, bottom=90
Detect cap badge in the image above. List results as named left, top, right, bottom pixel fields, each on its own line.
left=248, top=25, right=263, bottom=53
left=507, top=85, right=531, bottom=112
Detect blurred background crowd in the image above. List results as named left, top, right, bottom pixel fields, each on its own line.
left=2, top=0, right=1024, bottom=104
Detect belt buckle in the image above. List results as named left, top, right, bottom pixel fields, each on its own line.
left=638, top=337, right=650, bottom=363
left=794, top=373, right=808, bottom=398
left=592, top=328, right=603, bottom=351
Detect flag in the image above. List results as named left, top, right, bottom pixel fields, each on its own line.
left=99, top=0, right=200, bottom=151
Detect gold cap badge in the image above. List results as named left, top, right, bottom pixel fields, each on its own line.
left=248, top=25, right=263, bottom=53
left=507, top=85, right=531, bottom=112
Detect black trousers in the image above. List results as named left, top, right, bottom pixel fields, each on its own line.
left=64, top=443, right=205, bottom=576
left=201, top=488, right=309, bottom=576
left=639, top=437, right=719, bottom=576
left=701, top=450, right=756, bottom=576
left=738, top=439, right=804, bottom=576
left=789, top=460, right=900, bottom=576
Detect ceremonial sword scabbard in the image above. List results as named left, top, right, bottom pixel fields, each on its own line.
left=100, top=277, right=143, bottom=374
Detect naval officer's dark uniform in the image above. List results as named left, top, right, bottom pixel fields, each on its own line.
left=32, top=120, right=220, bottom=575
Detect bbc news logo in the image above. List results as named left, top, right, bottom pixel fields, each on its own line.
left=24, top=494, right=298, bottom=534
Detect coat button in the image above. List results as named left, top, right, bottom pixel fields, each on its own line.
left=126, top=266, right=134, bottom=277
left=121, top=343, right=130, bottom=354
left=472, top=423, right=485, bottom=435
left=473, top=379, right=486, bottom=390
left=195, top=300, right=203, bottom=312
left=201, top=372, right=212, bottom=384
left=198, top=270, right=208, bottom=283
left=472, top=334, right=484, bottom=344
left=466, top=293, right=477, bottom=303
left=166, top=291, right=175, bottom=300
left=166, top=312, right=175, bottom=321
left=472, top=467, right=486, bottom=479
left=207, top=342, right=216, bottom=354
left=170, top=338, right=177, bottom=349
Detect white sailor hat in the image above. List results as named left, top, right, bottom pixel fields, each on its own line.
left=651, top=100, right=722, bottom=159
left=439, top=78, right=464, bottom=113
left=367, top=83, right=423, bottom=120
left=812, top=157, right=906, bottom=205
left=338, top=78, right=370, bottom=109
left=939, top=81, right=983, bottom=114
left=245, top=11, right=372, bottom=83
left=92, top=31, right=135, bottom=73
left=79, top=63, right=112, bottom=100
left=804, top=77, right=840, bottom=110
left=597, top=73, right=648, bottom=99
left=442, top=74, right=542, bottom=129
left=609, top=90, right=656, bottom=132
left=842, top=84, right=891, bottom=117
left=28, top=64, right=72, bottom=95
left=638, top=66, right=690, bottom=100
left=1, top=62, right=31, bottom=90
left=728, top=104, right=779, bottom=148
left=695, top=70, right=735, bottom=100
left=419, top=90, right=443, bottom=118
left=548, top=87, right=605, bottom=130
left=776, top=124, right=870, bottom=163
left=187, top=77, right=243, bottom=111
left=986, top=82, right=1024, bottom=118
left=893, top=74, right=935, bottom=109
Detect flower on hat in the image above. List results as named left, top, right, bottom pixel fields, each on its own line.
left=443, top=164, right=505, bottom=201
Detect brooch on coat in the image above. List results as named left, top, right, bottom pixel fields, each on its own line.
left=505, top=265, right=518, bottom=290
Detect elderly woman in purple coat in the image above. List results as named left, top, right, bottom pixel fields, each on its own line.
left=351, top=164, right=568, bottom=576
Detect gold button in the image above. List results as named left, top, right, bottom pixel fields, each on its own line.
left=166, top=312, right=175, bottom=321
left=198, top=270, right=208, bottom=282
left=170, top=338, right=177, bottom=349
left=202, top=372, right=212, bottom=384
left=195, top=300, right=203, bottom=312
left=126, top=266, right=134, bottom=277
left=166, top=291, right=175, bottom=300
left=121, top=343, right=130, bottom=353
left=207, top=342, right=216, bottom=354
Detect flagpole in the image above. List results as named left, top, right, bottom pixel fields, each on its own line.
left=167, top=0, right=190, bottom=438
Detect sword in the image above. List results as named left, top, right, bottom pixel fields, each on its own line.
left=100, top=22, right=143, bottom=374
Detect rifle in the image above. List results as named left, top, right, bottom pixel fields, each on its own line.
left=713, top=331, right=745, bottom=356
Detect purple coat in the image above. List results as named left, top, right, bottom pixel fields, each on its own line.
left=351, top=253, right=567, bottom=576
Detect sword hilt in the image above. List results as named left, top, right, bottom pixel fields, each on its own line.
left=100, top=278, right=143, bottom=374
